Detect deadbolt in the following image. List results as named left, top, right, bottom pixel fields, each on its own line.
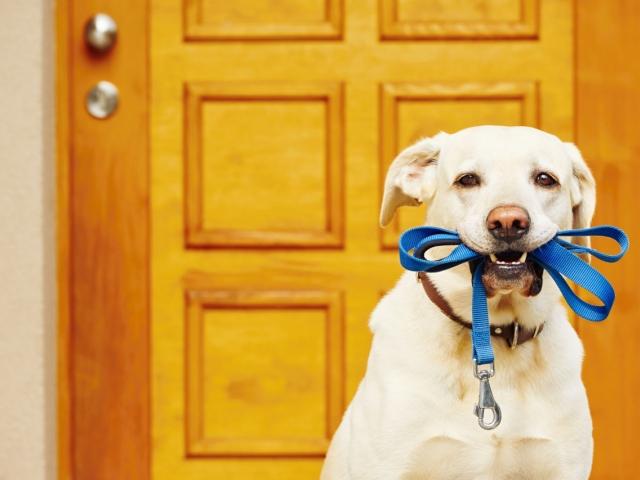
left=85, top=13, right=117, bottom=53
left=86, top=81, right=119, bottom=119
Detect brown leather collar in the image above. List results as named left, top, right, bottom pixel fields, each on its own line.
left=417, top=271, right=543, bottom=349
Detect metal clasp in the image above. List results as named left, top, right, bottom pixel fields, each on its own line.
left=510, top=321, right=520, bottom=349
left=473, top=361, right=502, bottom=430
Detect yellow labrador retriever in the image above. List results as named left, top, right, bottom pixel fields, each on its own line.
left=321, top=126, right=595, bottom=480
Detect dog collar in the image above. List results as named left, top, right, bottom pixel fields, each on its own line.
left=417, top=271, right=543, bottom=348
left=399, top=225, right=629, bottom=430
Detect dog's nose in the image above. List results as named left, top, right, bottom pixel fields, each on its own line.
left=486, top=205, right=530, bottom=242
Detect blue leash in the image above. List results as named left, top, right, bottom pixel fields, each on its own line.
left=398, top=225, right=629, bottom=429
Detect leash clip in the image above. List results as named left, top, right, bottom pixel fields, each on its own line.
left=473, top=361, right=502, bottom=430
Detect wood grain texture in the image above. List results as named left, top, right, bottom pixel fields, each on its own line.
left=184, top=82, right=345, bottom=249
left=575, top=1, right=640, bottom=477
left=184, top=288, right=345, bottom=457
left=379, top=0, right=539, bottom=40
left=184, top=0, right=343, bottom=40
left=65, top=0, right=150, bottom=478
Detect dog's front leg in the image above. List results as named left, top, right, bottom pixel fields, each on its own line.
left=321, top=405, right=353, bottom=480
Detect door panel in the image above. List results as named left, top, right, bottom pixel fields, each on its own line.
left=185, top=289, right=344, bottom=458
left=184, top=0, right=343, bottom=40
left=183, top=82, right=344, bottom=248
left=151, top=1, right=573, bottom=478
left=380, top=0, right=539, bottom=39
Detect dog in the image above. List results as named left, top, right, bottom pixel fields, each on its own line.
left=321, top=126, right=595, bottom=480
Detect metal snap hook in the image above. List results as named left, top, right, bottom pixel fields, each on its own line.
left=473, top=361, right=502, bottom=430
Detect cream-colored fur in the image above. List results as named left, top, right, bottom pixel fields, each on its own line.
left=321, top=126, right=595, bottom=480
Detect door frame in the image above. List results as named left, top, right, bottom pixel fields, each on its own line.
left=57, top=0, right=70, bottom=477
left=57, top=0, right=151, bottom=478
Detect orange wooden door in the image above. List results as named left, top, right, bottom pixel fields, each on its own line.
left=62, top=1, right=640, bottom=479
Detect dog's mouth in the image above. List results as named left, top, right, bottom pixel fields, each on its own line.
left=481, top=250, right=543, bottom=297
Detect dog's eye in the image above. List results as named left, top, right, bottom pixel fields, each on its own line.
left=455, top=173, right=481, bottom=188
left=535, top=172, right=558, bottom=187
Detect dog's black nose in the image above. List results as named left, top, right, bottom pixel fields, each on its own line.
left=486, top=205, right=530, bottom=242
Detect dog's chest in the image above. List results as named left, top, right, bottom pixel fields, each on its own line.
left=395, top=383, right=565, bottom=480
left=400, top=432, right=561, bottom=480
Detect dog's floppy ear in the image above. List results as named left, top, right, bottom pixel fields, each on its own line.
left=565, top=142, right=596, bottom=249
left=379, top=135, right=444, bottom=227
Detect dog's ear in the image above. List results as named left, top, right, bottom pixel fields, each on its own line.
left=565, top=142, right=596, bottom=249
left=379, top=135, right=445, bottom=227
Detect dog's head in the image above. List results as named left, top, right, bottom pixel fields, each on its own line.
left=381, top=125, right=596, bottom=296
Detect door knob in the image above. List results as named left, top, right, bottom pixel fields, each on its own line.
left=86, top=81, right=119, bottom=119
left=85, top=13, right=117, bottom=54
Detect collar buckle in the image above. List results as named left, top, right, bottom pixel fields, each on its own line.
left=510, top=321, right=520, bottom=349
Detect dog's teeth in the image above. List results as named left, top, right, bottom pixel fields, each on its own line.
left=519, top=252, right=528, bottom=263
left=490, top=254, right=498, bottom=263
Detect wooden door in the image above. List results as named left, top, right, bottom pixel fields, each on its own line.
left=151, top=1, right=572, bottom=478
left=64, top=0, right=640, bottom=479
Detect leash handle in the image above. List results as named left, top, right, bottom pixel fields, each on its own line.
left=399, top=224, right=630, bottom=357
left=400, top=225, right=630, bottom=321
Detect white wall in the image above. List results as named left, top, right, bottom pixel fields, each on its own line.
left=0, top=0, right=56, bottom=479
